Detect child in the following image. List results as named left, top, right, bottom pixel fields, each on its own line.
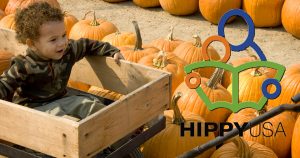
left=0, top=2, right=124, bottom=120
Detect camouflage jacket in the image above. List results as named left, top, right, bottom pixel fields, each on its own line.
left=0, top=38, right=119, bottom=107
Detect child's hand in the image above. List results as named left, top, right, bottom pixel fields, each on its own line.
left=113, top=52, right=124, bottom=64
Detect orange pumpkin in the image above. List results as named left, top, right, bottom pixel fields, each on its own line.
left=0, top=50, right=14, bottom=74
left=5, top=0, right=61, bottom=15
left=159, top=0, right=199, bottom=16
left=211, top=136, right=278, bottom=158
left=69, top=11, right=118, bottom=41
left=102, top=31, right=136, bottom=47
left=118, top=21, right=159, bottom=63
left=0, top=13, right=15, bottom=30
left=133, top=0, right=160, bottom=8
left=222, top=53, right=276, bottom=88
left=0, top=9, right=5, bottom=20
left=63, top=12, right=78, bottom=38
left=242, top=0, right=285, bottom=27
left=173, top=35, right=220, bottom=79
left=138, top=51, right=187, bottom=95
left=149, top=26, right=184, bottom=52
left=142, top=93, right=216, bottom=158
left=67, top=80, right=91, bottom=92
left=199, top=0, right=242, bottom=24
left=282, top=0, right=300, bottom=38
left=88, top=86, right=123, bottom=101
left=227, top=68, right=273, bottom=103
left=292, top=116, right=300, bottom=158
left=0, top=0, right=9, bottom=10
left=174, top=69, right=232, bottom=123
left=268, top=64, right=300, bottom=118
left=228, top=107, right=295, bottom=158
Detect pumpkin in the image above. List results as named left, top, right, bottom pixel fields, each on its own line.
left=118, top=21, right=159, bottom=63
left=268, top=63, right=300, bottom=118
left=0, top=13, right=15, bottom=30
left=222, top=52, right=276, bottom=88
left=142, top=93, right=216, bottom=158
left=103, top=0, right=128, bottom=3
left=159, top=0, right=199, bottom=16
left=69, top=11, right=118, bottom=41
left=227, top=107, right=296, bottom=158
left=227, top=68, right=273, bottom=103
left=138, top=51, right=187, bottom=95
left=211, top=136, right=278, bottom=158
left=88, top=86, right=123, bottom=101
left=174, top=68, right=232, bottom=123
left=242, top=0, right=285, bottom=27
left=0, top=50, right=14, bottom=74
left=5, top=0, right=61, bottom=15
left=0, top=9, right=5, bottom=20
left=199, top=0, right=242, bottom=25
left=133, top=0, right=160, bottom=8
left=282, top=0, right=300, bottom=38
left=173, top=35, right=220, bottom=79
left=0, top=0, right=8, bottom=10
left=292, top=116, right=300, bottom=158
left=63, top=12, right=78, bottom=38
left=149, top=26, right=184, bottom=52
left=102, top=31, right=136, bottom=47
left=67, top=80, right=91, bottom=92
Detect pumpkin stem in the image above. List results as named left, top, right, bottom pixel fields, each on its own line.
left=166, top=26, right=174, bottom=41
left=250, top=67, right=263, bottom=76
left=232, top=137, right=251, bottom=158
left=207, top=68, right=224, bottom=89
left=256, top=107, right=267, bottom=116
left=192, top=35, right=202, bottom=47
left=245, top=48, right=258, bottom=61
left=152, top=51, right=168, bottom=68
left=132, top=21, right=143, bottom=51
left=82, top=10, right=93, bottom=20
left=90, top=11, right=100, bottom=26
left=172, top=92, right=185, bottom=125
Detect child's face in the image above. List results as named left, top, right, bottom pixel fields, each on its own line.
left=31, top=21, right=68, bottom=60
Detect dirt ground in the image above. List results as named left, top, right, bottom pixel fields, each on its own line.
left=58, top=0, right=300, bottom=67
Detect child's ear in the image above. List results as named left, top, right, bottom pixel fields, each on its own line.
left=26, top=39, right=36, bottom=50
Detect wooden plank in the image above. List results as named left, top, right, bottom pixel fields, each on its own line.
left=70, top=57, right=167, bottom=95
left=77, top=74, right=171, bottom=157
left=0, top=100, right=80, bottom=158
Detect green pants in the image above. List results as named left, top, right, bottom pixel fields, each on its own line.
left=34, top=95, right=106, bottom=120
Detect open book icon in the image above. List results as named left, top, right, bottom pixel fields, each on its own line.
left=184, top=61, right=286, bottom=113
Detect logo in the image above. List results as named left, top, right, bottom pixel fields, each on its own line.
left=184, top=9, right=286, bottom=113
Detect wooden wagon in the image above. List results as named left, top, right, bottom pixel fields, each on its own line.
left=0, top=28, right=171, bottom=158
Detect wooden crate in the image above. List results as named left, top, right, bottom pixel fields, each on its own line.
left=0, top=28, right=171, bottom=158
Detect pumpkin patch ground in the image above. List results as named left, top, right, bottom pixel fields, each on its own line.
left=57, top=0, right=300, bottom=67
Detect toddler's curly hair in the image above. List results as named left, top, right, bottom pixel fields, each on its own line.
left=15, top=2, right=64, bottom=44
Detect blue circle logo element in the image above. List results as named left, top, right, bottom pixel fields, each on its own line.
left=262, top=78, right=282, bottom=99
left=218, top=9, right=267, bottom=61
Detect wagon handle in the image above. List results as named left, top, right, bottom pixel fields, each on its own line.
left=292, top=93, right=300, bottom=103
left=177, top=96, right=300, bottom=158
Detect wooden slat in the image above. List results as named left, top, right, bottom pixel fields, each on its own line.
left=77, top=74, right=171, bottom=157
left=0, top=100, right=80, bottom=158
left=70, top=57, right=167, bottom=95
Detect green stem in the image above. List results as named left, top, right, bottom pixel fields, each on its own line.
left=132, top=21, right=143, bottom=51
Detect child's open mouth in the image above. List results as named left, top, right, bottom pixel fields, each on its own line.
left=56, top=49, right=64, bottom=54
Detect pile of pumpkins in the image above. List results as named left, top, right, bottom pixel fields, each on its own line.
left=0, top=0, right=300, bottom=158
left=103, top=0, right=300, bottom=39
